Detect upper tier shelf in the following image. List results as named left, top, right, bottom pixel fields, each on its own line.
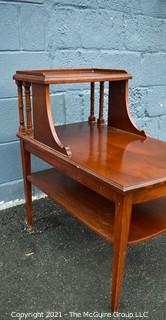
left=13, top=68, right=132, bottom=84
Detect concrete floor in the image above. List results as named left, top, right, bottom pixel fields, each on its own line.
left=0, top=197, right=165, bottom=320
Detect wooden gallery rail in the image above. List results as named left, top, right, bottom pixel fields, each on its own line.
left=13, top=69, right=166, bottom=311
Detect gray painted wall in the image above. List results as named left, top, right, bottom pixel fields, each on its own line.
left=0, top=0, right=166, bottom=207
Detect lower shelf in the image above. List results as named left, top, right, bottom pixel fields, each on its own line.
left=28, top=168, right=166, bottom=245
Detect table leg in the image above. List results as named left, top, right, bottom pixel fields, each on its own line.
left=20, top=140, right=32, bottom=227
left=111, top=194, right=132, bottom=311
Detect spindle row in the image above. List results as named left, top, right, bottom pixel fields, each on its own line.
left=16, top=81, right=32, bottom=135
left=16, top=80, right=110, bottom=136
left=89, top=81, right=111, bottom=125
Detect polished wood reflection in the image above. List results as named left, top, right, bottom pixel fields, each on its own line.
left=57, top=122, right=166, bottom=191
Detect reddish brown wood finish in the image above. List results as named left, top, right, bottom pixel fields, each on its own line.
left=13, top=68, right=166, bottom=312
left=111, top=194, right=132, bottom=311
left=98, top=81, right=105, bottom=125
left=16, top=80, right=25, bottom=133
left=23, top=82, right=32, bottom=134
left=89, top=82, right=96, bottom=123
left=28, top=168, right=166, bottom=245
left=13, top=68, right=132, bottom=84
left=56, top=122, right=166, bottom=191
left=108, top=81, right=145, bottom=136
left=20, top=140, right=32, bottom=226
left=32, top=83, right=71, bottom=156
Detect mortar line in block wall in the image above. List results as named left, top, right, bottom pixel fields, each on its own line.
left=51, top=4, right=166, bottom=20
left=0, top=0, right=43, bottom=6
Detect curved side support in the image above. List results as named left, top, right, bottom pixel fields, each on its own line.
left=108, top=80, right=146, bottom=136
left=32, top=83, right=71, bottom=156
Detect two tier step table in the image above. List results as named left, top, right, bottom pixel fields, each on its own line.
left=13, top=69, right=166, bottom=311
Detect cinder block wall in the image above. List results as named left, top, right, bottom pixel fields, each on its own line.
left=0, top=0, right=166, bottom=207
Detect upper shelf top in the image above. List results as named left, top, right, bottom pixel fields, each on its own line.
left=13, top=68, right=132, bottom=84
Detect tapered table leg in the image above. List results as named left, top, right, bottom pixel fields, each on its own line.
left=111, top=194, right=132, bottom=311
left=20, top=140, right=32, bottom=227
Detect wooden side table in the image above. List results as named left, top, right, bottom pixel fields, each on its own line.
left=13, top=69, right=166, bottom=311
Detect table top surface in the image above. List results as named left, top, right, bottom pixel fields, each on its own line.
left=56, top=122, right=166, bottom=191
left=13, top=68, right=132, bottom=84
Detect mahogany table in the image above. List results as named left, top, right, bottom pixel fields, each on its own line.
left=13, top=69, right=166, bottom=311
